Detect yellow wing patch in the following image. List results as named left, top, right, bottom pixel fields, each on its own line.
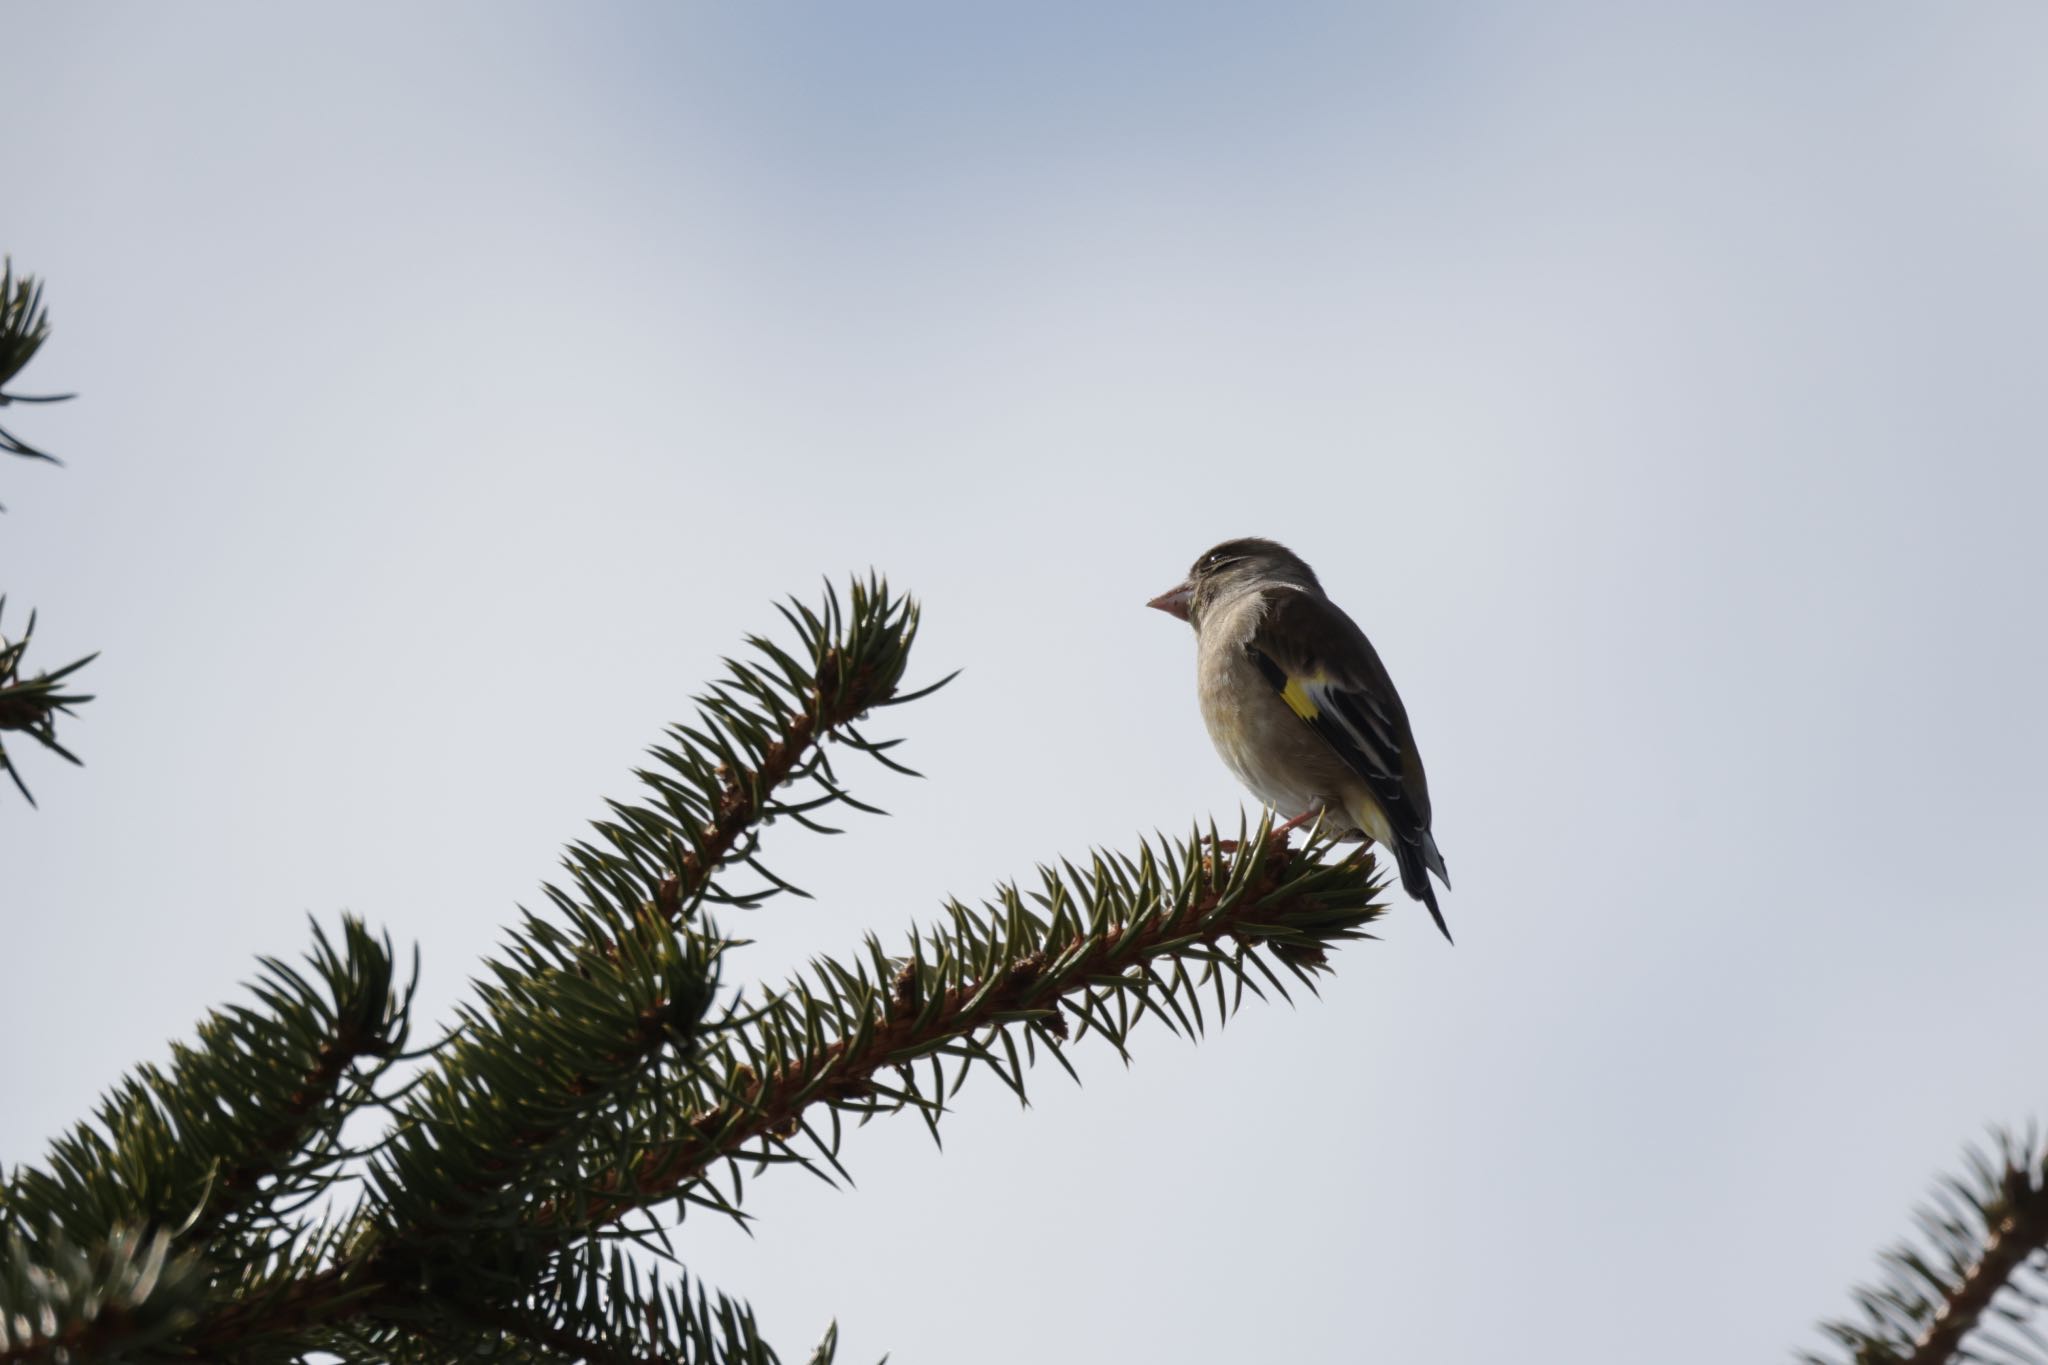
left=1280, top=675, right=1321, bottom=721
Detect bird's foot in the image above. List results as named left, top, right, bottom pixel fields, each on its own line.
left=1269, top=810, right=1318, bottom=839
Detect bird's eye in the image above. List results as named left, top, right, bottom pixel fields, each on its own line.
left=1204, top=552, right=1234, bottom=568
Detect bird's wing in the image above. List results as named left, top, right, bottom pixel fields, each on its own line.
left=1245, top=588, right=1445, bottom=883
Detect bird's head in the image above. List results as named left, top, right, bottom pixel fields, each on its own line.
left=1147, top=537, right=1321, bottom=627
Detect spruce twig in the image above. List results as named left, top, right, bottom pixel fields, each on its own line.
left=1805, top=1127, right=2048, bottom=1365
left=0, top=257, right=73, bottom=468
left=0, top=259, right=90, bottom=803
left=0, top=600, right=96, bottom=806
left=0, top=920, right=408, bottom=1364
left=551, top=822, right=1382, bottom=1234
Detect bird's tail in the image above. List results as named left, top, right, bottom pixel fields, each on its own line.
left=1419, top=829, right=1450, bottom=887
left=1394, top=836, right=1453, bottom=944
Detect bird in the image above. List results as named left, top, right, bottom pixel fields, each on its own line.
left=1148, top=537, right=1453, bottom=941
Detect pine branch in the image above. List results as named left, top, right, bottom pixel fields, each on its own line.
left=4, top=918, right=407, bottom=1251
left=464, top=1305, right=676, bottom=1365
left=0, top=919, right=409, bottom=1363
left=171, top=578, right=946, bottom=1362
left=0, top=258, right=73, bottom=468
left=175, top=821, right=1381, bottom=1361
left=546, top=817, right=1385, bottom=1236
left=0, top=253, right=74, bottom=507
left=589, top=575, right=952, bottom=925
left=1, top=261, right=89, bottom=800
left=448, top=1244, right=786, bottom=1365
left=183, top=924, right=417, bottom=1244
left=0, top=260, right=62, bottom=398
left=361, top=579, right=941, bottom=1239
left=367, top=894, right=725, bottom=1249
left=1804, top=1127, right=2048, bottom=1365
left=0, top=599, right=96, bottom=806
left=0, top=1226, right=209, bottom=1365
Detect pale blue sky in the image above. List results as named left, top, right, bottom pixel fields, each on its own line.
left=6, top=4, right=2047, bottom=1361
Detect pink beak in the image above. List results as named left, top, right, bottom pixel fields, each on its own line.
left=1147, top=581, right=1194, bottom=621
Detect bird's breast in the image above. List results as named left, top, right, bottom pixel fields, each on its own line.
left=1196, top=644, right=1326, bottom=818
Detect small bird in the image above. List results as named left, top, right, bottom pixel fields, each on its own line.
left=1149, top=537, right=1453, bottom=941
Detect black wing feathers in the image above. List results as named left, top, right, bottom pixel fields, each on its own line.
left=1246, top=590, right=1450, bottom=940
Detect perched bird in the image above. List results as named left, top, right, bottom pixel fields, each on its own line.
left=1148, top=537, right=1453, bottom=941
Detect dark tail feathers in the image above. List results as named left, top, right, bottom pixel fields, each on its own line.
left=1394, top=837, right=1453, bottom=944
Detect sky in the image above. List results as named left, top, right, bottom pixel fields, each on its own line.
left=5, top=2, right=2047, bottom=1361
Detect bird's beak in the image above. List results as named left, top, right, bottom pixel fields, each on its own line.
left=1146, top=581, right=1194, bottom=621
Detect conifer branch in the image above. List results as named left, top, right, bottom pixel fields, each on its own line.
left=465, top=1305, right=677, bottom=1365
left=0, top=920, right=407, bottom=1363
left=549, top=820, right=1385, bottom=1235
left=586, top=575, right=949, bottom=927
left=0, top=1226, right=208, bottom=1365
left=0, top=925, right=403, bottom=1358
left=1, top=258, right=89, bottom=801
left=367, top=897, right=724, bottom=1245
left=186, top=925, right=415, bottom=1244
left=167, top=578, right=946, bottom=1362
left=1804, top=1128, right=2048, bottom=1365
left=361, top=580, right=939, bottom=1238
left=3, top=919, right=406, bottom=1251
left=173, top=822, right=1383, bottom=1361
left=0, top=600, right=96, bottom=806
left=454, top=1244, right=789, bottom=1365
left=0, top=257, right=73, bottom=468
